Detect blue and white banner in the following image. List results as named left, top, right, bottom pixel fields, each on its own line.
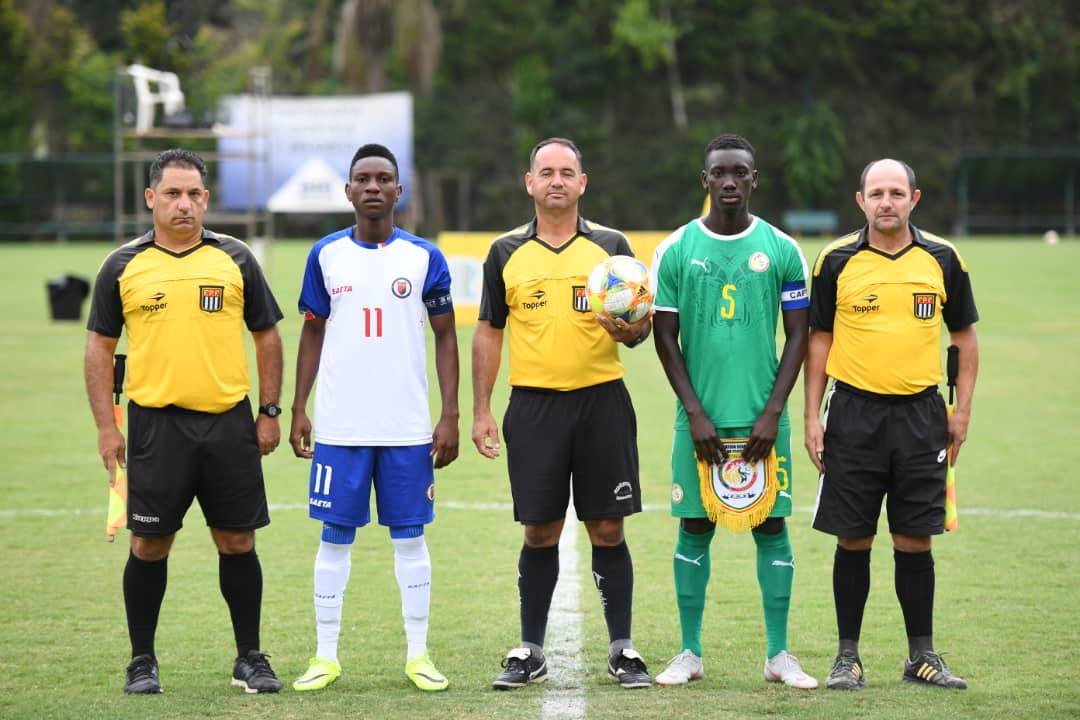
left=217, top=92, right=413, bottom=213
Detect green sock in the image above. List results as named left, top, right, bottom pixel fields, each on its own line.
left=753, top=525, right=793, bottom=658
left=673, top=525, right=713, bottom=657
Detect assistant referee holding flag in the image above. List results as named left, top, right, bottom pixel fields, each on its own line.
left=804, top=158, right=979, bottom=691
left=85, top=148, right=285, bottom=695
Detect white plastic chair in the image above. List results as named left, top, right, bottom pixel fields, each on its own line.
left=126, top=64, right=186, bottom=132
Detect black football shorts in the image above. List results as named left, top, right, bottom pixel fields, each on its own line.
left=126, top=398, right=270, bottom=536
left=812, top=381, right=949, bottom=537
left=503, top=379, right=642, bottom=524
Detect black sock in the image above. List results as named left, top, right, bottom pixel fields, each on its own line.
left=219, top=549, right=262, bottom=657
left=833, top=546, right=871, bottom=654
left=519, top=544, right=559, bottom=649
left=894, top=549, right=935, bottom=658
left=124, top=551, right=167, bottom=659
left=592, top=541, right=634, bottom=645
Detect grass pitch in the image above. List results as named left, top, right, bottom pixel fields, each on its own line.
left=0, top=236, right=1078, bottom=719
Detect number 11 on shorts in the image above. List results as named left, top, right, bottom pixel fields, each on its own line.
left=313, top=463, right=333, bottom=495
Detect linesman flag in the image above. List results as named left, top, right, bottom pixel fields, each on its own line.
left=944, top=345, right=959, bottom=532
left=106, top=354, right=127, bottom=542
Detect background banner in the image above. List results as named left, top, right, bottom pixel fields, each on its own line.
left=218, top=93, right=413, bottom=213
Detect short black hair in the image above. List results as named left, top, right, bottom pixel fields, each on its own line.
left=148, top=148, right=206, bottom=187
left=529, top=137, right=583, bottom=171
left=704, top=133, right=756, bottom=164
left=349, top=143, right=399, bottom=179
left=859, top=159, right=917, bottom=193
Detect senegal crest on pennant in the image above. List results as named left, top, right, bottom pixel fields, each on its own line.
left=697, top=438, right=778, bottom=532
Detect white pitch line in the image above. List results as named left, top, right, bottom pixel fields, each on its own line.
left=3, top=502, right=1080, bottom=521
left=792, top=505, right=1080, bottom=521
left=13, top=498, right=595, bottom=714
left=541, top=519, right=586, bottom=720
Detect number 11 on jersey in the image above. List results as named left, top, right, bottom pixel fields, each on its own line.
left=362, top=307, right=383, bottom=337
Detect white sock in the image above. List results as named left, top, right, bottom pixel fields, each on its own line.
left=313, top=540, right=352, bottom=663
left=392, top=535, right=431, bottom=662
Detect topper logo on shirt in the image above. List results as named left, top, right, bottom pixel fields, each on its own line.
left=523, top=289, right=548, bottom=311
left=391, top=277, right=413, bottom=298
left=140, top=291, right=167, bottom=313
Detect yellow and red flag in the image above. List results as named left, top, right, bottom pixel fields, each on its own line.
left=944, top=345, right=959, bottom=531
left=106, top=404, right=127, bottom=541
left=106, top=354, right=127, bottom=541
left=944, top=406, right=958, bottom=532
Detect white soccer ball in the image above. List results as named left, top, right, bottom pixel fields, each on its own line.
left=587, top=255, right=653, bottom=323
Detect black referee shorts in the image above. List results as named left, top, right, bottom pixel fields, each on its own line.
left=812, top=381, right=949, bottom=538
left=126, top=397, right=270, bottom=536
left=503, top=379, right=642, bottom=525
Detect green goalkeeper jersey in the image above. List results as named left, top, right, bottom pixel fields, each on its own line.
left=651, top=216, right=810, bottom=429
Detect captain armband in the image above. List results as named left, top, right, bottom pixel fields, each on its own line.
left=424, top=293, right=453, bottom=311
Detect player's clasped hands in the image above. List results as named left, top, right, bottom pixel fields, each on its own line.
left=742, top=416, right=778, bottom=465
left=688, top=414, right=727, bottom=468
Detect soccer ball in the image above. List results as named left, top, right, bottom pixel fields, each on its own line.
left=587, top=255, right=653, bottom=323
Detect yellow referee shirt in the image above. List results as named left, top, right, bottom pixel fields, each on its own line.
left=86, top=229, right=283, bottom=412
left=809, top=225, right=978, bottom=395
left=478, top=217, right=633, bottom=391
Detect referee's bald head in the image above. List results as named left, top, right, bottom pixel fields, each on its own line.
left=860, top=159, right=916, bottom=193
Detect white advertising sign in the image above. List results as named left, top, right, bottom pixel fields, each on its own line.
left=218, top=92, right=413, bottom=212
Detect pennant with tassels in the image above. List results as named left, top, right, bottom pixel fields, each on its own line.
left=697, top=438, right=777, bottom=532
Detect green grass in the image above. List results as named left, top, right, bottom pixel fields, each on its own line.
left=1, top=236, right=1079, bottom=719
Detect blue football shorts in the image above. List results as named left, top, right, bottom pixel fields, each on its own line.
left=307, top=443, right=435, bottom=529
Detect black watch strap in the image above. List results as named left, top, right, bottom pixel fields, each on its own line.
left=258, top=402, right=282, bottom=417
left=625, top=330, right=647, bottom=349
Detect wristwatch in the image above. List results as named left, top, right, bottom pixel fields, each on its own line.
left=258, top=402, right=282, bottom=418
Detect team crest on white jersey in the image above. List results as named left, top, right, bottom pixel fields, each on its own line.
left=748, top=252, right=770, bottom=272
left=391, top=277, right=413, bottom=298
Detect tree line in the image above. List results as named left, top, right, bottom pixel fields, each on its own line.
left=2, top=0, right=1077, bottom=236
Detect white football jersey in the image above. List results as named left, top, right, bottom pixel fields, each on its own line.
left=298, top=226, right=453, bottom=445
